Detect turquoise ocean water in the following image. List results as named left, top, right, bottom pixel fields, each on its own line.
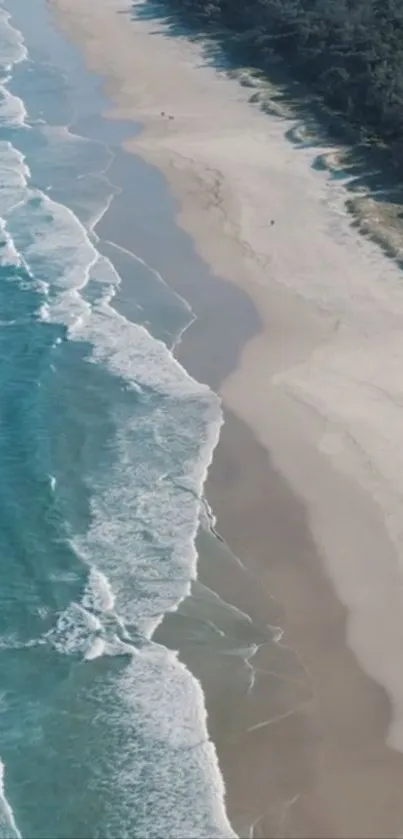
left=0, top=1, right=235, bottom=836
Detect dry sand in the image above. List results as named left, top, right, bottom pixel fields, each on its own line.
left=48, top=0, right=403, bottom=834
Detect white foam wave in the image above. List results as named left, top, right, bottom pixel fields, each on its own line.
left=0, top=759, right=21, bottom=839
left=0, top=76, right=232, bottom=836
left=82, top=295, right=216, bottom=399
left=0, top=6, right=27, bottom=71
left=0, top=144, right=32, bottom=274
left=82, top=566, right=115, bottom=614
left=44, top=581, right=235, bottom=835
left=84, top=636, right=105, bottom=660
left=113, top=645, right=236, bottom=838
left=0, top=141, right=30, bottom=216
left=0, top=633, right=44, bottom=652
left=45, top=602, right=103, bottom=657
left=0, top=218, right=22, bottom=267
left=45, top=590, right=138, bottom=661
left=11, top=192, right=98, bottom=290
left=0, top=141, right=32, bottom=274
left=0, top=78, right=27, bottom=126
left=2, top=117, right=223, bottom=643
left=5, top=184, right=99, bottom=321
left=67, top=298, right=222, bottom=639
left=12, top=175, right=223, bottom=644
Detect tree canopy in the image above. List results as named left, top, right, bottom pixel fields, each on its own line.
left=161, top=0, right=403, bottom=161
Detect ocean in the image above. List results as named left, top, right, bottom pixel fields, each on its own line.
left=0, top=0, right=235, bottom=835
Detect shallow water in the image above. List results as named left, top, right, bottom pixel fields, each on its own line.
left=0, top=1, right=236, bottom=835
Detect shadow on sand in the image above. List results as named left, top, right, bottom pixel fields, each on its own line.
left=119, top=0, right=403, bottom=268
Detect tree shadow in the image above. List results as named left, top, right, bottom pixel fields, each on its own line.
left=124, top=0, right=403, bottom=265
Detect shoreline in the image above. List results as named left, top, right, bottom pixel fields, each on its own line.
left=47, top=0, right=403, bottom=835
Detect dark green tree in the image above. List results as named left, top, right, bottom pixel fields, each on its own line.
left=160, top=0, right=403, bottom=156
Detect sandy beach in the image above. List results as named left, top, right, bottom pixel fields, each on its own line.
left=48, top=0, right=403, bottom=835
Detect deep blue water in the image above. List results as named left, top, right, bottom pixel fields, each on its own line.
left=0, top=1, right=234, bottom=836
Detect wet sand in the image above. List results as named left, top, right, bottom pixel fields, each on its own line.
left=193, top=411, right=403, bottom=839
left=49, top=0, right=403, bottom=836
left=172, top=287, right=403, bottom=839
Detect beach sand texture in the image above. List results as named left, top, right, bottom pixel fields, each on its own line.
left=49, top=0, right=403, bottom=835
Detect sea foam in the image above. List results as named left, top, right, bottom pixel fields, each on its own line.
left=0, top=760, right=20, bottom=839
left=0, top=6, right=235, bottom=837
left=0, top=5, right=27, bottom=70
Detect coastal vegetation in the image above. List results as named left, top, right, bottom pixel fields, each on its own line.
left=160, top=0, right=403, bottom=165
